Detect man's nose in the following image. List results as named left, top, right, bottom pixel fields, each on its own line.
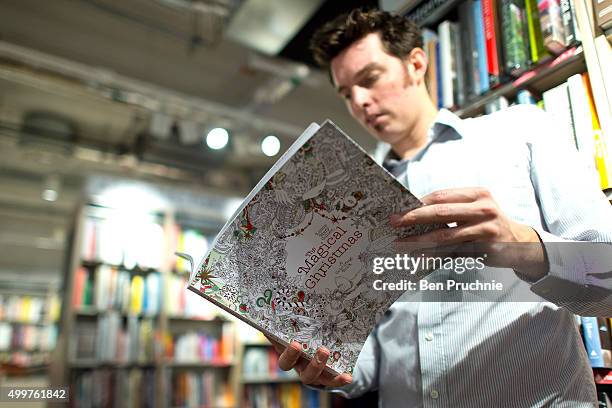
left=351, top=86, right=371, bottom=112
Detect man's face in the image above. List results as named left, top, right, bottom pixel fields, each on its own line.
left=330, top=33, right=418, bottom=144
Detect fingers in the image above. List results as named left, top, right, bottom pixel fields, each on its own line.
left=419, top=187, right=492, bottom=205
left=397, top=222, right=497, bottom=244
left=299, top=347, right=330, bottom=384
left=278, top=341, right=302, bottom=371
left=390, top=203, right=489, bottom=227
left=325, top=373, right=353, bottom=388
left=267, top=338, right=352, bottom=388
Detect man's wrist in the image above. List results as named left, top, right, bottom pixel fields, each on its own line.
left=512, top=226, right=549, bottom=282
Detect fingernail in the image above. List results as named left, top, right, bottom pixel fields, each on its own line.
left=315, top=348, right=329, bottom=364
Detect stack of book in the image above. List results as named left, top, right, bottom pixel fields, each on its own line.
left=165, top=327, right=234, bottom=364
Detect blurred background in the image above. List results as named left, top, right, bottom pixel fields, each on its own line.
left=0, top=0, right=610, bottom=407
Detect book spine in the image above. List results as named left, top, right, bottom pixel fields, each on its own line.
left=566, top=74, right=598, bottom=178
left=450, top=22, right=466, bottom=107
left=582, top=316, right=606, bottom=367
left=595, top=0, right=612, bottom=31
left=483, top=0, right=502, bottom=84
left=436, top=41, right=443, bottom=108
left=542, top=83, right=578, bottom=150
left=516, top=89, right=537, bottom=104
left=538, top=0, right=567, bottom=54
left=525, top=0, right=550, bottom=63
left=560, top=0, right=577, bottom=46
left=500, top=0, right=531, bottom=75
left=438, top=21, right=455, bottom=108
left=459, top=1, right=478, bottom=97
left=597, top=317, right=612, bottom=367
left=473, top=0, right=491, bottom=93
left=583, top=72, right=612, bottom=189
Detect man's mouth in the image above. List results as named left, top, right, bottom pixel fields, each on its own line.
left=366, top=113, right=385, bottom=127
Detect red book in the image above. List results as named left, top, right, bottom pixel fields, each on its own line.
left=72, top=267, right=87, bottom=307
left=269, top=347, right=279, bottom=376
left=482, top=0, right=502, bottom=85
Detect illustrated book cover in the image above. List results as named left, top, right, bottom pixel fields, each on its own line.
left=187, top=120, right=442, bottom=376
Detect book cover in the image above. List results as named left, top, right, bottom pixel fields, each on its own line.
left=542, top=82, right=578, bottom=150
left=566, top=73, right=598, bottom=181
left=459, top=1, right=477, bottom=99
left=188, top=121, right=442, bottom=376
left=450, top=21, right=466, bottom=107
left=582, top=316, right=606, bottom=367
left=438, top=21, right=455, bottom=108
left=525, top=0, right=550, bottom=63
left=500, top=0, right=531, bottom=75
left=560, top=0, right=577, bottom=46
left=583, top=72, right=612, bottom=190
left=483, top=0, right=504, bottom=85
left=597, top=317, right=612, bottom=367
left=537, top=0, right=567, bottom=54
left=595, top=0, right=612, bottom=31
left=473, top=0, right=492, bottom=94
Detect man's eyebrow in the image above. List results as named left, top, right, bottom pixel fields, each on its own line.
left=335, top=62, right=381, bottom=94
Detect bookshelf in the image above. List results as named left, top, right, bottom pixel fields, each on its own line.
left=390, top=0, right=612, bottom=192
left=50, top=202, right=239, bottom=408
left=236, top=339, right=330, bottom=408
left=0, top=282, right=60, bottom=378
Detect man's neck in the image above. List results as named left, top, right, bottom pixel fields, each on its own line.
left=391, top=102, right=439, bottom=160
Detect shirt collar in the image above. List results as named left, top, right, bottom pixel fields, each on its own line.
left=382, top=108, right=465, bottom=168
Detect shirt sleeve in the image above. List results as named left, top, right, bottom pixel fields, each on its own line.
left=522, top=105, right=612, bottom=316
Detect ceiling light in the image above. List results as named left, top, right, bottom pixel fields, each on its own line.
left=206, top=127, right=229, bottom=150
left=42, top=175, right=61, bottom=202
left=261, top=135, right=280, bottom=157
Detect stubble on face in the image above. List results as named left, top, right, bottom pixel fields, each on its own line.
left=330, top=34, right=417, bottom=146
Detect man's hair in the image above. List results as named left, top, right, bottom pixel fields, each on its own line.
left=310, top=8, right=423, bottom=69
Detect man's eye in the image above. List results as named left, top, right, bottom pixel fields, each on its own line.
left=342, top=93, right=352, bottom=101
left=362, top=75, right=378, bottom=86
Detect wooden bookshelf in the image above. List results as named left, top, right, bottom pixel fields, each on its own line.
left=454, top=47, right=586, bottom=117
left=50, top=202, right=239, bottom=408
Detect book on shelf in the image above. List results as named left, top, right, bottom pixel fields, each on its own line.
left=73, top=264, right=161, bottom=316
left=538, top=0, right=567, bottom=53
left=242, top=345, right=299, bottom=380
left=525, top=0, right=551, bottom=63
left=166, top=328, right=233, bottom=364
left=72, top=311, right=156, bottom=364
left=244, top=383, right=321, bottom=408
left=72, top=368, right=157, bottom=408
left=594, top=0, right=612, bottom=33
left=80, top=214, right=165, bottom=269
left=172, top=370, right=234, bottom=408
left=499, top=0, right=531, bottom=75
left=580, top=316, right=610, bottom=367
left=187, top=121, right=444, bottom=376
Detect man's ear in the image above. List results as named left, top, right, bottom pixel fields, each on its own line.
left=405, top=48, right=428, bottom=86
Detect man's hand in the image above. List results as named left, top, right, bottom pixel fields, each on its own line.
left=264, top=335, right=352, bottom=388
left=391, top=187, right=548, bottom=281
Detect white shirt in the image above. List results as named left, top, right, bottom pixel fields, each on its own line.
left=335, top=105, right=612, bottom=407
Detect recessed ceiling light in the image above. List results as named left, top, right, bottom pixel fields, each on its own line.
left=206, top=127, right=229, bottom=150
left=261, top=135, right=280, bottom=157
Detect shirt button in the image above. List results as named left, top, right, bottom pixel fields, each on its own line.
left=425, top=332, right=434, bottom=341
left=430, top=389, right=439, bottom=399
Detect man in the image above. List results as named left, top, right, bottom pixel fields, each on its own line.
left=267, top=8, right=612, bottom=407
